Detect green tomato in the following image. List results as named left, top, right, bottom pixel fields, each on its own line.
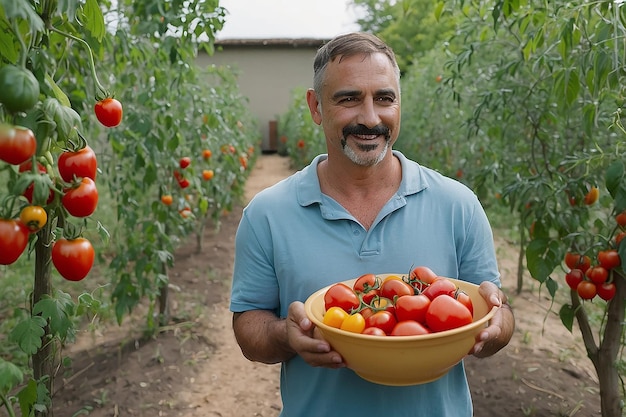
left=0, top=65, right=40, bottom=113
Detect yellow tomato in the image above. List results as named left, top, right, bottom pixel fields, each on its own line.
left=19, top=205, right=47, bottom=232
left=323, top=306, right=349, bottom=329
left=340, top=312, right=366, bottom=334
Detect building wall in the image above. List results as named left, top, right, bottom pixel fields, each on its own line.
left=196, top=39, right=326, bottom=151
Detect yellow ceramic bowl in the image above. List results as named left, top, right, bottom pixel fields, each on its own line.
left=304, top=274, right=498, bottom=386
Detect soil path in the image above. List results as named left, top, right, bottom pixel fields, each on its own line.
left=53, top=154, right=602, bottom=417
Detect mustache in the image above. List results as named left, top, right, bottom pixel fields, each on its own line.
left=342, top=124, right=390, bottom=138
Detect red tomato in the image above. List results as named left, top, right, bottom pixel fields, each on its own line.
left=390, top=320, right=430, bottom=336
left=62, top=177, right=99, bottom=217
left=94, top=97, right=123, bottom=127
left=178, top=178, right=190, bottom=189
left=422, top=278, right=457, bottom=300
left=408, top=265, right=439, bottom=292
left=564, top=252, right=591, bottom=273
left=380, top=278, right=414, bottom=300
left=362, top=326, right=386, bottom=336
left=597, top=282, right=616, bottom=301
left=324, top=283, right=360, bottom=313
left=615, top=211, right=626, bottom=227
left=586, top=266, right=608, bottom=285
left=577, top=281, right=597, bottom=300
left=0, top=125, right=36, bottom=165
left=51, top=237, right=95, bottom=281
left=353, top=273, right=380, bottom=303
left=597, top=250, right=621, bottom=270
left=179, top=157, right=191, bottom=169
left=0, top=219, right=30, bottom=265
left=394, top=294, right=431, bottom=323
left=425, top=295, right=473, bottom=332
left=454, top=289, right=474, bottom=316
left=364, top=310, right=397, bottom=335
left=58, top=145, right=97, bottom=182
left=565, top=269, right=584, bottom=290
left=616, top=231, right=625, bottom=246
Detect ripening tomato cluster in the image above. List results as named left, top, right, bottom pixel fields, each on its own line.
left=564, top=212, right=624, bottom=301
left=322, top=266, right=475, bottom=336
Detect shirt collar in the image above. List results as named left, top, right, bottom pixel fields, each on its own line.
left=296, top=150, right=429, bottom=207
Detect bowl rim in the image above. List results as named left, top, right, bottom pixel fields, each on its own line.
left=304, top=275, right=499, bottom=341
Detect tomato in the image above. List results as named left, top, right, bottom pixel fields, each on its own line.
left=616, top=231, right=626, bottom=246
left=425, top=295, right=473, bottom=332
left=394, top=294, right=431, bottom=323
left=0, top=125, right=36, bottom=165
left=178, top=178, right=190, bottom=188
left=584, top=186, right=599, bottom=205
left=0, top=65, right=40, bottom=113
left=576, top=281, right=597, bottom=300
left=19, top=160, right=54, bottom=204
left=564, top=252, right=591, bottom=273
left=353, top=273, right=380, bottom=303
left=0, top=219, right=30, bottom=265
left=323, top=306, right=349, bottom=329
left=58, top=145, right=97, bottom=182
left=340, top=312, right=365, bottom=333
left=586, top=266, right=608, bottom=285
left=565, top=269, right=584, bottom=290
left=202, top=169, right=214, bottom=181
left=390, top=320, right=430, bottom=336
left=597, top=282, right=616, bottom=301
left=598, top=250, right=621, bottom=270
left=362, top=326, right=386, bottom=336
left=202, top=149, right=212, bottom=159
left=364, top=310, right=397, bottom=335
left=379, top=278, right=414, bottom=300
left=19, top=206, right=47, bottom=232
left=616, top=211, right=626, bottom=228
left=422, top=278, right=457, bottom=300
left=161, top=195, right=173, bottom=206
left=408, top=265, right=438, bottom=292
left=94, top=97, right=123, bottom=127
left=454, top=289, right=474, bottom=316
left=324, top=283, right=360, bottom=313
left=62, top=177, right=98, bottom=217
left=179, top=157, right=191, bottom=169
left=51, top=237, right=95, bottom=281
left=239, top=155, right=248, bottom=169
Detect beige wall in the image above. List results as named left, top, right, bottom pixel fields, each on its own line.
left=196, top=40, right=325, bottom=151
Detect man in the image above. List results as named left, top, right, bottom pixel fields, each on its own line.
left=230, top=32, right=515, bottom=416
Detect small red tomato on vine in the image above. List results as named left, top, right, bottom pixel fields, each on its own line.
left=202, top=149, right=212, bottom=159
left=616, top=211, right=626, bottom=228
left=586, top=266, right=609, bottom=284
left=565, top=269, right=584, bottom=290
left=577, top=281, right=597, bottom=300
left=0, top=124, right=37, bottom=165
left=202, top=169, right=214, bottom=181
left=179, top=157, right=191, bottom=169
left=0, top=219, right=30, bottom=265
left=597, top=282, right=616, bottom=301
left=94, top=97, right=123, bottom=127
left=598, top=250, right=621, bottom=270
left=583, top=186, right=599, bottom=205
left=19, top=205, right=47, bottom=232
left=58, top=145, right=97, bottom=182
left=161, top=195, right=173, bottom=206
left=178, top=178, right=190, bottom=189
left=616, top=231, right=625, bottom=246
left=62, top=177, right=99, bottom=217
left=52, top=237, right=95, bottom=281
left=564, top=252, right=591, bottom=273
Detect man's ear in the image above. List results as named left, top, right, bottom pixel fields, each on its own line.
left=306, top=88, right=322, bottom=125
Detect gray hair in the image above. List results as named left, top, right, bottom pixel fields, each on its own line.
left=312, top=32, right=401, bottom=96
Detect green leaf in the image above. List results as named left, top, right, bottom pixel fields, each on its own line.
left=82, top=0, right=105, bottom=42
left=0, top=357, right=23, bottom=395
left=0, top=0, right=44, bottom=33
left=42, top=98, right=82, bottom=144
left=17, top=378, right=40, bottom=417
left=32, top=291, right=76, bottom=341
left=45, top=73, right=71, bottom=107
left=559, top=304, right=576, bottom=332
left=9, top=316, right=46, bottom=355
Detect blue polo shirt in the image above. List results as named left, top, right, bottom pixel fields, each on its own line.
left=230, top=151, right=500, bottom=417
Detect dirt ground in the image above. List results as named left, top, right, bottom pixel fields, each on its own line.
left=52, top=153, right=602, bottom=417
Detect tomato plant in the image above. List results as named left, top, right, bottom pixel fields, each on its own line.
left=0, top=219, right=29, bottom=265
left=51, top=238, right=95, bottom=282
left=57, top=145, right=97, bottom=182
left=94, top=97, right=123, bottom=127
left=62, top=177, right=98, bottom=218
left=0, top=125, right=37, bottom=165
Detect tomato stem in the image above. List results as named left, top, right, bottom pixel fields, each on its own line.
left=46, top=25, right=110, bottom=99
left=11, top=20, right=28, bottom=68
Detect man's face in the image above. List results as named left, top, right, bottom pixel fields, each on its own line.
left=308, top=52, right=401, bottom=167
